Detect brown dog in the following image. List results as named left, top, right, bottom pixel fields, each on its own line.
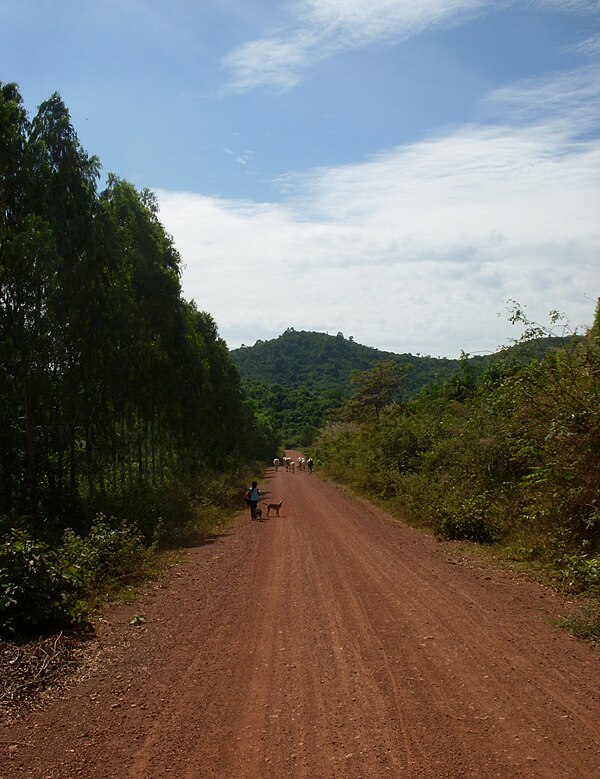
left=263, top=500, right=283, bottom=517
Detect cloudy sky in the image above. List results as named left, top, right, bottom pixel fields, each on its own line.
left=2, top=0, right=599, bottom=357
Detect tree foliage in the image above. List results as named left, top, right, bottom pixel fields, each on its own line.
left=0, top=84, right=278, bottom=635
left=345, top=360, right=405, bottom=421
left=241, top=378, right=344, bottom=448
left=230, top=327, right=571, bottom=400
left=234, top=330, right=568, bottom=450
left=230, top=329, right=462, bottom=397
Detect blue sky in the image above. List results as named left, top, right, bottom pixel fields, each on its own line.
left=2, top=0, right=599, bottom=357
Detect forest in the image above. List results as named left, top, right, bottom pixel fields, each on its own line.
left=231, top=328, right=464, bottom=396
left=0, top=83, right=279, bottom=637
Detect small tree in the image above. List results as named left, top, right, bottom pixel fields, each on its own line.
left=345, top=360, right=405, bottom=421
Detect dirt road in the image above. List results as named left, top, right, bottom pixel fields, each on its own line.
left=1, top=452, right=599, bottom=778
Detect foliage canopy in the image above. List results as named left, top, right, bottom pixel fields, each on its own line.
left=0, top=83, right=278, bottom=636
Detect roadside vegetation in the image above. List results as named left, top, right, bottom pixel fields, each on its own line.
left=0, top=82, right=278, bottom=639
left=311, top=303, right=600, bottom=638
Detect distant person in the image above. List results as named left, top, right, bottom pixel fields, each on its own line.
left=307, top=457, right=314, bottom=474
left=248, top=480, right=260, bottom=520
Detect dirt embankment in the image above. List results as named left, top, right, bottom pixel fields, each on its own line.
left=1, top=452, right=599, bottom=778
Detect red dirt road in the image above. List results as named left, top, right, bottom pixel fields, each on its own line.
left=1, top=452, right=599, bottom=778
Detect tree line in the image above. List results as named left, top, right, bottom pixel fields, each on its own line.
left=0, top=83, right=278, bottom=634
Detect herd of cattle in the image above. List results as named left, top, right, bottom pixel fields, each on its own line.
left=273, top=456, right=312, bottom=474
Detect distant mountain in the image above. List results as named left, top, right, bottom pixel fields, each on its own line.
left=230, top=328, right=570, bottom=399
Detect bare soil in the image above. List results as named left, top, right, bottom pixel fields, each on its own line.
left=1, top=452, right=599, bottom=778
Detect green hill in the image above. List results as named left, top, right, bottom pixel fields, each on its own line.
left=230, top=328, right=462, bottom=398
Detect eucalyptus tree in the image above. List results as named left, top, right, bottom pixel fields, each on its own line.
left=0, top=82, right=34, bottom=510
left=187, top=307, right=246, bottom=469
left=1, top=83, right=272, bottom=532
left=99, top=176, right=187, bottom=488
left=0, top=84, right=64, bottom=512
left=27, top=93, right=101, bottom=509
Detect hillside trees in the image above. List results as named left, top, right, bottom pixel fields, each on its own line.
left=241, top=377, right=344, bottom=447
left=230, top=329, right=456, bottom=396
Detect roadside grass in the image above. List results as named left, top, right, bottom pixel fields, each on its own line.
left=88, top=547, right=182, bottom=608
left=81, top=465, right=259, bottom=616
left=557, top=601, right=600, bottom=643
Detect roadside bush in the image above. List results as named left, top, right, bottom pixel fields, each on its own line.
left=0, top=528, right=85, bottom=637
left=1, top=461, right=260, bottom=639
left=559, top=602, right=600, bottom=642
left=307, top=305, right=600, bottom=596
left=431, top=490, right=503, bottom=543
left=556, top=549, right=600, bottom=593
left=0, top=516, right=153, bottom=638
left=312, top=422, right=362, bottom=483
left=59, top=514, right=153, bottom=593
left=93, top=467, right=251, bottom=548
left=93, top=483, right=196, bottom=546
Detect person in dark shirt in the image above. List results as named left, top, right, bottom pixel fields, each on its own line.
left=248, top=481, right=260, bottom=520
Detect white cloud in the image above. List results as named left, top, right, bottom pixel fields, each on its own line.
left=565, top=31, right=600, bottom=58
left=483, top=64, right=600, bottom=133
left=223, top=0, right=486, bottom=92
left=297, top=0, right=484, bottom=39
left=538, top=1, right=600, bottom=12
left=223, top=35, right=314, bottom=91
left=223, top=0, right=600, bottom=93
left=157, top=66, right=600, bottom=356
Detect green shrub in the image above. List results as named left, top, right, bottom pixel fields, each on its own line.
left=432, top=491, right=502, bottom=543
left=59, top=514, right=153, bottom=592
left=0, top=528, right=85, bottom=637
left=555, top=546, right=600, bottom=594
left=0, top=516, right=153, bottom=638
left=559, top=602, right=600, bottom=642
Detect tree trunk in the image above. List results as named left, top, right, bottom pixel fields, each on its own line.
left=85, top=421, right=94, bottom=499
left=22, top=372, right=37, bottom=496
left=151, top=414, right=156, bottom=487
left=120, top=414, right=126, bottom=492
left=69, top=424, right=77, bottom=496
left=137, top=410, right=143, bottom=483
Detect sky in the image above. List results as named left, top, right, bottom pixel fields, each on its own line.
left=2, top=0, right=599, bottom=357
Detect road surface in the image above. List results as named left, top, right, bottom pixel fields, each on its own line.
left=1, top=452, right=599, bottom=778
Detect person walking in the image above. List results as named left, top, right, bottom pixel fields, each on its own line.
left=307, top=457, right=314, bottom=474
left=248, top=480, right=260, bottom=520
